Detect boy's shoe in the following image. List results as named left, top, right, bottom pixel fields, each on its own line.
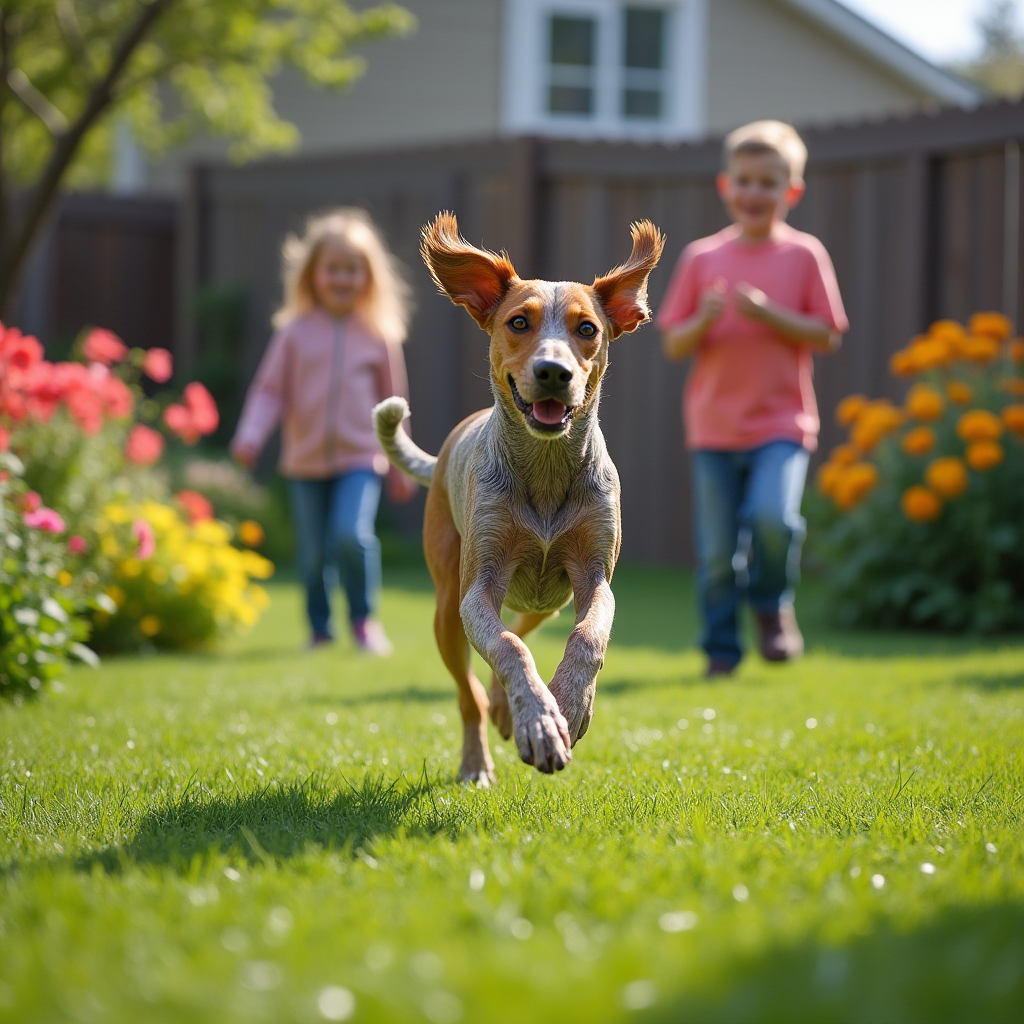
left=755, top=606, right=804, bottom=662
left=307, top=632, right=334, bottom=650
left=352, top=618, right=393, bottom=657
left=705, top=658, right=737, bottom=679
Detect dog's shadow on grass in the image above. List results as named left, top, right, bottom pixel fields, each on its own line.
left=72, top=771, right=457, bottom=875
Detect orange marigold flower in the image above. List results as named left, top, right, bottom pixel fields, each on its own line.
left=833, top=462, right=879, bottom=510
left=905, top=383, right=945, bottom=421
left=957, top=409, right=1003, bottom=443
left=1009, top=338, right=1024, bottom=363
left=901, top=485, right=942, bottom=522
left=965, top=440, right=1004, bottom=471
left=925, top=456, right=968, bottom=498
left=907, top=337, right=951, bottom=370
left=831, top=444, right=858, bottom=466
left=968, top=312, right=1013, bottom=340
left=902, top=426, right=936, bottom=456
left=238, top=520, right=265, bottom=547
left=1000, top=377, right=1024, bottom=396
left=928, top=320, right=967, bottom=345
left=889, top=349, right=918, bottom=376
left=850, top=400, right=904, bottom=452
left=961, top=334, right=1000, bottom=362
left=1001, top=404, right=1024, bottom=435
left=835, top=394, right=868, bottom=426
left=945, top=380, right=973, bottom=405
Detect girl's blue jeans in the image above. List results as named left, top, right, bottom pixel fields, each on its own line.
left=692, top=441, right=810, bottom=667
left=288, top=470, right=383, bottom=637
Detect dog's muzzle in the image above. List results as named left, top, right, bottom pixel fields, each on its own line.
left=508, top=375, right=575, bottom=434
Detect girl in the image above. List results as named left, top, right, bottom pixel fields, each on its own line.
left=232, top=209, right=417, bottom=654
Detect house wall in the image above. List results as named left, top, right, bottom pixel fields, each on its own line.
left=146, top=0, right=503, bottom=195
left=704, top=0, right=933, bottom=134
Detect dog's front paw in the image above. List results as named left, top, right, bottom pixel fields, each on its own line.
left=549, top=677, right=595, bottom=746
left=488, top=674, right=513, bottom=740
left=511, top=688, right=572, bottom=774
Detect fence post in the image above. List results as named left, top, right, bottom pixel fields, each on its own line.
left=509, top=136, right=541, bottom=277
left=175, top=163, right=206, bottom=377
left=1004, top=139, right=1021, bottom=328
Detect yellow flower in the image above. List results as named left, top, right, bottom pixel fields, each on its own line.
left=928, top=320, right=968, bottom=346
left=816, top=461, right=844, bottom=497
left=957, top=409, right=1003, bottom=443
left=908, top=337, right=953, bottom=370
left=139, top=615, right=161, bottom=636
left=119, top=558, right=142, bottom=578
left=1002, top=404, right=1024, bottom=436
left=967, top=312, right=1012, bottom=339
left=194, top=519, right=231, bottom=546
left=240, top=550, right=275, bottom=580
left=901, top=426, right=936, bottom=456
left=901, top=486, right=942, bottom=522
left=945, top=380, right=973, bottom=405
left=238, top=520, right=266, bottom=547
left=103, top=504, right=132, bottom=525
left=925, top=456, right=968, bottom=498
left=889, top=349, right=918, bottom=376
left=850, top=401, right=903, bottom=452
left=100, top=535, right=120, bottom=558
left=905, top=384, right=945, bottom=422
left=836, top=395, right=868, bottom=426
left=106, top=585, right=126, bottom=608
left=149, top=565, right=169, bottom=585
left=57, top=570, right=73, bottom=587
left=965, top=440, right=1004, bottom=471
left=833, top=462, right=879, bottom=509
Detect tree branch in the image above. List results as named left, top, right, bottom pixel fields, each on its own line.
left=56, top=0, right=96, bottom=84
left=6, top=68, right=69, bottom=135
left=0, top=0, right=179, bottom=310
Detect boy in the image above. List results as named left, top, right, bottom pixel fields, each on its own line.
left=657, top=120, right=848, bottom=677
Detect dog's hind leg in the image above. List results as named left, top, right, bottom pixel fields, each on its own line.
left=489, top=612, right=550, bottom=741
left=424, top=488, right=495, bottom=787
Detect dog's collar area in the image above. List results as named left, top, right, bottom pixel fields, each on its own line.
left=508, top=375, right=574, bottom=434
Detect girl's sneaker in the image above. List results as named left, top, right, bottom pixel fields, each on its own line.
left=307, top=632, right=334, bottom=650
left=351, top=618, right=393, bottom=657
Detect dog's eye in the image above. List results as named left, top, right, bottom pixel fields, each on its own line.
left=509, top=316, right=529, bottom=332
left=578, top=322, right=597, bottom=338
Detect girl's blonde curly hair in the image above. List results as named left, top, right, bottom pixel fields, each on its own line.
left=273, top=208, right=412, bottom=344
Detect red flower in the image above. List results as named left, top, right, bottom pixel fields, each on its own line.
left=142, top=347, right=173, bottom=384
left=163, top=403, right=200, bottom=444
left=68, top=535, right=89, bottom=555
left=83, top=328, right=129, bottom=366
left=21, top=491, right=42, bottom=513
left=0, top=329, right=43, bottom=378
left=184, top=382, right=219, bottom=435
left=125, top=424, right=164, bottom=466
left=24, top=507, right=65, bottom=533
left=0, top=426, right=8, bottom=451
left=103, top=375, right=134, bottom=419
left=176, top=489, right=214, bottom=524
left=132, top=518, right=155, bottom=560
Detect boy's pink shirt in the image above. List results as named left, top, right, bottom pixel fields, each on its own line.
left=656, top=222, right=848, bottom=452
left=231, top=307, right=409, bottom=478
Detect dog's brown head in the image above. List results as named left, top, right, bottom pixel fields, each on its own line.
left=421, top=212, right=665, bottom=440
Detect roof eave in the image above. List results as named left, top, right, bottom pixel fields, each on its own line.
left=777, top=0, right=983, bottom=107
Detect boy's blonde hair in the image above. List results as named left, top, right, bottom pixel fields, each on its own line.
left=274, top=208, right=412, bottom=344
left=723, top=120, right=807, bottom=182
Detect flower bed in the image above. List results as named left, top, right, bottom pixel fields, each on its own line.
left=0, top=323, right=275, bottom=693
left=812, top=313, right=1024, bottom=632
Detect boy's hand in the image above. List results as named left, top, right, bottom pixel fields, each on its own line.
left=734, top=282, right=772, bottom=322
left=699, top=277, right=728, bottom=324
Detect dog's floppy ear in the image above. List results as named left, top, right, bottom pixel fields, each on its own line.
left=592, top=220, right=666, bottom=339
left=421, top=212, right=519, bottom=329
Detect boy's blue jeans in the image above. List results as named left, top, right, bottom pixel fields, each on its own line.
left=692, top=441, right=809, bottom=667
left=288, top=471, right=383, bottom=637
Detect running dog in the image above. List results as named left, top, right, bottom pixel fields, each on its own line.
left=374, top=212, right=664, bottom=784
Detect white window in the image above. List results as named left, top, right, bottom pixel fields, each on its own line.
left=502, top=0, right=706, bottom=141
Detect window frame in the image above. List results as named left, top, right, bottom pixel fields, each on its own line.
left=501, top=0, right=707, bottom=141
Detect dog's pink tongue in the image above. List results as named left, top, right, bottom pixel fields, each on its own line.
left=532, top=399, right=566, bottom=425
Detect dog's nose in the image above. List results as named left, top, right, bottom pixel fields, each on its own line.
left=533, top=360, right=573, bottom=387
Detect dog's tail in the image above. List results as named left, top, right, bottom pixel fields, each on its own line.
left=373, top=397, right=436, bottom=486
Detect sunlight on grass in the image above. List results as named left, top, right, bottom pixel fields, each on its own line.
left=1, top=563, right=1022, bottom=1023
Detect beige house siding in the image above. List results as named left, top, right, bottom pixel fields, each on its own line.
left=146, top=0, right=502, bottom=194
left=705, top=0, right=934, bottom=134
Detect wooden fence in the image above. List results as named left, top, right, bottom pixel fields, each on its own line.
left=107, top=99, right=1012, bottom=561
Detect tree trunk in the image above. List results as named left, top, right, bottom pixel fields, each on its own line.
left=0, top=0, right=177, bottom=320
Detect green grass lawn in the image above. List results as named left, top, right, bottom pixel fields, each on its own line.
left=1, top=561, right=1023, bottom=1024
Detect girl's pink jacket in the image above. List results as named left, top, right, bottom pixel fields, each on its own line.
left=231, top=308, right=409, bottom=479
